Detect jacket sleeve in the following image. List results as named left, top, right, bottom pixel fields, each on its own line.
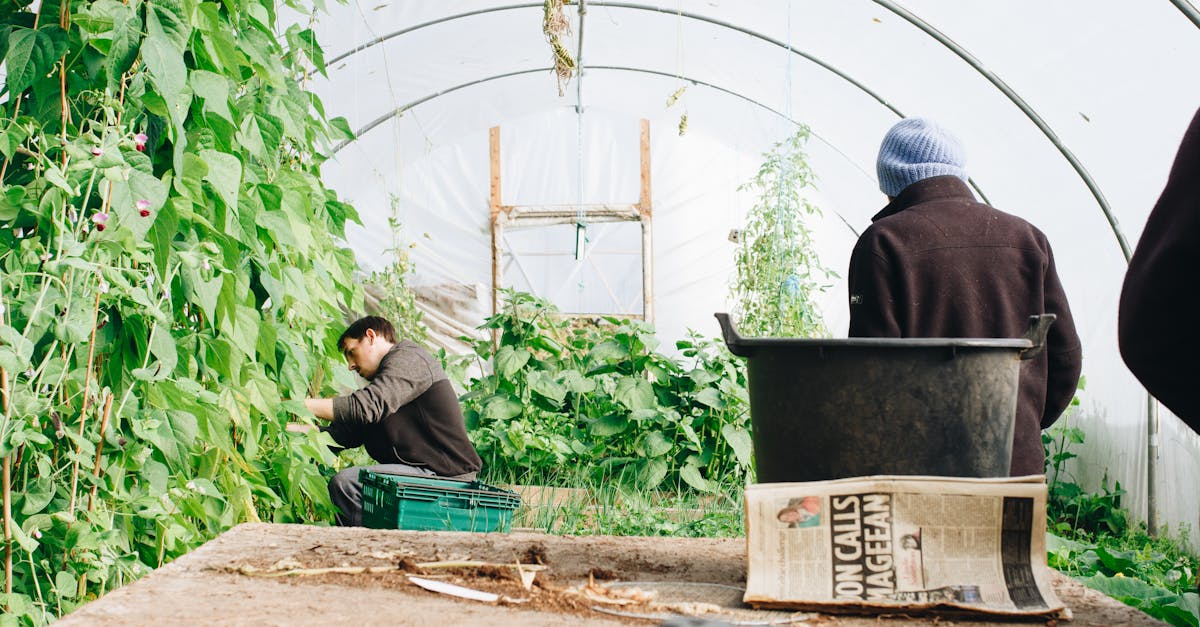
left=331, top=349, right=435, bottom=425
left=847, top=237, right=902, bottom=338
left=1040, top=244, right=1083, bottom=428
left=1119, top=107, right=1200, bottom=432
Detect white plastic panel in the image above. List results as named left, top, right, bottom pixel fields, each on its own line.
left=285, top=0, right=1200, bottom=544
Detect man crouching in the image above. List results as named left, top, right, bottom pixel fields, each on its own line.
left=305, top=316, right=482, bottom=526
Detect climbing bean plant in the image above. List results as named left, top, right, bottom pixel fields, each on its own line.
left=0, top=0, right=362, bottom=621
left=730, top=126, right=834, bottom=337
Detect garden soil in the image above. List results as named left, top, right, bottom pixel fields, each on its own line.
left=58, top=523, right=1163, bottom=626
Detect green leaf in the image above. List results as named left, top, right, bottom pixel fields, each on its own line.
left=106, top=4, right=142, bottom=87
left=150, top=322, right=179, bottom=377
left=20, top=477, right=55, bottom=515
left=43, top=164, right=78, bottom=195
left=190, top=70, right=234, bottom=123
left=694, top=387, right=726, bottom=409
left=679, top=461, right=714, bottom=493
left=482, top=396, right=522, bottom=422
left=296, top=28, right=326, bottom=76
left=528, top=371, right=567, bottom=405
left=240, top=28, right=284, bottom=87
left=589, top=340, right=628, bottom=363
left=720, top=423, right=754, bottom=466
left=200, top=149, right=242, bottom=211
left=53, top=304, right=93, bottom=344
left=641, top=431, right=674, bottom=458
left=614, top=377, right=655, bottom=411
left=638, top=458, right=669, bottom=490
left=54, top=571, right=77, bottom=599
left=495, top=346, right=531, bottom=379
left=140, top=458, right=169, bottom=495
left=9, top=521, right=39, bottom=553
left=146, top=0, right=191, bottom=51
left=558, top=369, right=595, bottom=394
left=142, top=33, right=187, bottom=101
left=590, top=413, right=628, bottom=437
left=0, top=325, right=34, bottom=371
left=6, top=28, right=56, bottom=95
left=328, top=116, right=354, bottom=141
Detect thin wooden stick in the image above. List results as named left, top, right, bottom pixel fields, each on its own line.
left=87, top=392, right=114, bottom=511
left=66, top=291, right=102, bottom=515
left=78, top=393, right=114, bottom=599
left=237, top=565, right=397, bottom=578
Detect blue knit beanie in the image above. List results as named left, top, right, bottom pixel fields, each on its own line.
left=876, top=118, right=967, bottom=197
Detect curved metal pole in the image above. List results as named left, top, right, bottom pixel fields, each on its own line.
left=871, top=0, right=1131, bottom=261
left=324, top=2, right=904, bottom=117
left=331, top=63, right=1000, bottom=233
left=1170, top=0, right=1200, bottom=29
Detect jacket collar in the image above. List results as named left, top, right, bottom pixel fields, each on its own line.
left=872, top=175, right=976, bottom=222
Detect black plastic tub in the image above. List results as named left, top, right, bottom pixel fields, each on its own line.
left=715, top=313, right=1054, bottom=483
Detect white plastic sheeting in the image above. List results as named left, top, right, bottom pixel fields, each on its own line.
left=289, top=1, right=1200, bottom=544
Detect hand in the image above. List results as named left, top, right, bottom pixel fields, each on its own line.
left=286, top=422, right=317, bottom=433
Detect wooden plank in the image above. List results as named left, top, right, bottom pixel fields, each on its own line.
left=642, top=215, right=653, bottom=323
left=638, top=119, right=652, bottom=218
left=490, top=126, right=502, bottom=319
left=489, top=126, right=502, bottom=219
left=639, top=120, right=653, bottom=322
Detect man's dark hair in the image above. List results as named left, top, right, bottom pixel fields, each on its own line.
left=338, top=316, right=396, bottom=351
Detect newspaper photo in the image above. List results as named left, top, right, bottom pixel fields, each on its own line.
left=744, top=475, right=1067, bottom=619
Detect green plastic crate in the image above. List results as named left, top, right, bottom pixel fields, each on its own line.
left=359, top=470, right=522, bottom=532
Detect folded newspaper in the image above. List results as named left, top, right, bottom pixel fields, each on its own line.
left=744, top=475, right=1068, bottom=619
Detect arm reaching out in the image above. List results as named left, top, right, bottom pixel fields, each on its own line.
left=304, top=398, right=335, bottom=421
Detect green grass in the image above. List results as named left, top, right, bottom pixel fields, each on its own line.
left=480, top=467, right=745, bottom=538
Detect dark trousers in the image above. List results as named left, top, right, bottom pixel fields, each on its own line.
left=327, top=464, right=476, bottom=527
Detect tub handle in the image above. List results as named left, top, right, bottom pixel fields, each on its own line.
left=1019, top=314, right=1056, bottom=360
left=714, top=313, right=754, bottom=357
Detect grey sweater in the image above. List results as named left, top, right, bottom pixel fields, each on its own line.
left=327, top=341, right=481, bottom=476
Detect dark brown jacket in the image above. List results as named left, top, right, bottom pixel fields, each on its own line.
left=327, top=341, right=482, bottom=476
left=1119, top=107, right=1200, bottom=433
left=848, top=176, right=1082, bottom=476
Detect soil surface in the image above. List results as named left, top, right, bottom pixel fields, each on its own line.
left=58, top=523, right=1163, bottom=626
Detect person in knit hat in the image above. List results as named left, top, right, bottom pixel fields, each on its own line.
left=847, top=117, right=1082, bottom=477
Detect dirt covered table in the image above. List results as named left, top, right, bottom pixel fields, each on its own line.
left=58, top=523, right=1162, bottom=626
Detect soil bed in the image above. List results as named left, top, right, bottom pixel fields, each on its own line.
left=58, top=523, right=1163, bottom=626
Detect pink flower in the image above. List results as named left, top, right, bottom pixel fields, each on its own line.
left=134, top=133, right=148, bottom=152
left=92, top=212, right=109, bottom=231
left=137, top=199, right=151, bottom=217
left=91, top=146, right=102, bottom=157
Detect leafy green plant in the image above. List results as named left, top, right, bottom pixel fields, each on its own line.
left=730, top=126, right=834, bottom=337
left=0, top=0, right=362, bottom=621
left=363, top=195, right=425, bottom=346
left=1044, top=392, right=1200, bottom=627
left=462, top=290, right=753, bottom=493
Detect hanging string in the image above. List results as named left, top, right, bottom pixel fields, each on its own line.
left=772, top=0, right=796, bottom=334
left=574, top=2, right=587, bottom=314
left=670, top=0, right=689, bottom=135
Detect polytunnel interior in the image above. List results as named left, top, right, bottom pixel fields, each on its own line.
left=286, top=1, right=1200, bottom=544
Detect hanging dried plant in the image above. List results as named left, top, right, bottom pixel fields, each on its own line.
left=543, top=0, right=576, bottom=96
left=666, top=85, right=688, bottom=107
left=678, top=112, right=689, bottom=136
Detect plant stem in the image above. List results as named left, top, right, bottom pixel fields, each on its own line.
left=66, top=290, right=102, bottom=517
left=1, top=366, right=10, bottom=599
